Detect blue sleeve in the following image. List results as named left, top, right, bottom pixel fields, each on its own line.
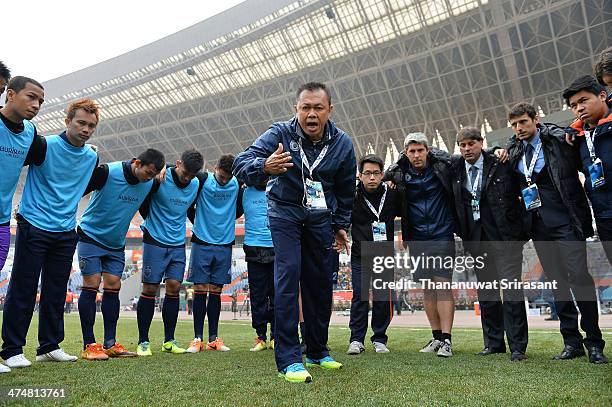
left=331, top=138, right=357, bottom=231
left=232, top=126, right=281, bottom=186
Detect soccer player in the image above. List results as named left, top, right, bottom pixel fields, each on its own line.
left=1, top=99, right=99, bottom=370
left=77, top=149, right=164, bottom=360
left=135, top=149, right=203, bottom=356
left=0, top=76, right=45, bottom=274
left=238, top=182, right=275, bottom=351
left=185, top=154, right=242, bottom=353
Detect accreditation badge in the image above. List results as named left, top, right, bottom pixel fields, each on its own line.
left=372, top=221, right=387, bottom=242
left=588, top=158, right=606, bottom=189
left=305, top=178, right=327, bottom=209
left=521, top=184, right=542, bottom=211
left=471, top=198, right=480, bottom=221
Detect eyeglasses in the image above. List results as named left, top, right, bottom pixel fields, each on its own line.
left=361, top=171, right=382, bottom=177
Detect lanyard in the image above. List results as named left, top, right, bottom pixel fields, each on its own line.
left=584, top=130, right=597, bottom=162
left=299, top=140, right=328, bottom=178
left=466, top=166, right=482, bottom=200
left=522, top=142, right=543, bottom=184
left=363, top=184, right=387, bottom=221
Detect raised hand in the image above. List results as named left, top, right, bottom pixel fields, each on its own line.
left=264, top=143, right=294, bottom=175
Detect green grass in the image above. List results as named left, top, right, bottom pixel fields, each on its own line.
left=0, top=314, right=610, bottom=406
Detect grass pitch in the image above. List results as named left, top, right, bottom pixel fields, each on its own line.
left=0, top=314, right=610, bottom=406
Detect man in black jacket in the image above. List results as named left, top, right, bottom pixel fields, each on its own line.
left=347, top=155, right=401, bottom=355
left=451, top=127, right=527, bottom=362
left=506, top=102, right=606, bottom=364
left=386, top=133, right=456, bottom=358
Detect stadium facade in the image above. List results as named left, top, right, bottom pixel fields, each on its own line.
left=30, top=0, right=610, bottom=173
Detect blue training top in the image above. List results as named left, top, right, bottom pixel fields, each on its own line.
left=0, top=119, right=35, bottom=223
left=192, top=172, right=239, bottom=245
left=142, top=168, right=199, bottom=246
left=80, top=161, right=153, bottom=249
left=242, top=186, right=273, bottom=247
left=19, top=134, right=97, bottom=232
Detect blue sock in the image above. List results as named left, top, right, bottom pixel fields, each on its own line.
left=102, top=289, right=120, bottom=349
left=207, top=292, right=221, bottom=342
left=78, top=288, right=97, bottom=348
left=193, top=291, right=207, bottom=340
left=137, top=295, right=155, bottom=344
left=162, top=295, right=179, bottom=343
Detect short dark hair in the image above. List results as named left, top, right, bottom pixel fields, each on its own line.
left=137, top=148, right=165, bottom=171
left=0, top=61, right=10, bottom=82
left=358, top=154, right=384, bottom=173
left=594, top=48, right=612, bottom=86
left=180, top=149, right=203, bottom=174
left=456, top=127, right=483, bottom=145
left=7, top=76, right=44, bottom=94
left=217, top=154, right=235, bottom=174
left=562, top=75, right=607, bottom=106
left=508, top=102, right=537, bottom=121
left=296, top=82, right=331, bottom=105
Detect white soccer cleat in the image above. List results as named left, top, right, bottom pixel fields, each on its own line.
left=36, top=348, right=78, bottom=362
left=0, top=363, right=11, bottom=373
left=5, top=354, right=32, bottom=368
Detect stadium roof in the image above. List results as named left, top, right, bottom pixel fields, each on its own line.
left=33, top=0, right=611, bottom=169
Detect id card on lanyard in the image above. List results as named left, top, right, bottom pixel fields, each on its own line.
left=584, top=130, right=606, bottom=189
left=466, top=167, right=482, bottom=221
left=521, top=142, right=543, bottom=211
left=300, top=140, right=329, bottom=209
left=364, top=184, right=388, bottom=242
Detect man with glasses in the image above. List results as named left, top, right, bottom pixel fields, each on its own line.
left=347, top=154, right=401, bottom=356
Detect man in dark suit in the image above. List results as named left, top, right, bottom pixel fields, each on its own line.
left=451, top=127, right=528, bottom=362
left=506, top=102, right=607, bottom=364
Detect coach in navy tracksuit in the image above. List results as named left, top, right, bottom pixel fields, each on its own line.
left=234, top=82, right=356, bottom=383
left=1, top=99, right=98, bottom=367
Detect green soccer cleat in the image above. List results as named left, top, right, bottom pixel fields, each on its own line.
left=305, top=355, right=343, bottom=370
left=136, top=342, right=152, bottom=356
left=278, top=363, right=312, bottom=383
left=162, top=340, right=186, bottom=354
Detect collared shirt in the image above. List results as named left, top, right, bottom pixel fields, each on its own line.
left=518, top=130, right=545, bottom=176
left=464, top=153, right=483, bottom=191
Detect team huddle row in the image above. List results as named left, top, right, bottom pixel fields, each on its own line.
left=0, top=52, right=610, bottom=382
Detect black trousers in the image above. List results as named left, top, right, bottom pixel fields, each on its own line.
left=1, top=221, right=77, bottom=359
left=247, top=260, right=275, bottom=341
left=349, top=258, right=392, bottom=344
left=595, top=216, right=612, bottom=266
left=468, top=238, right=528, bottom=353
left=532, top=216, right=604, bottom=349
